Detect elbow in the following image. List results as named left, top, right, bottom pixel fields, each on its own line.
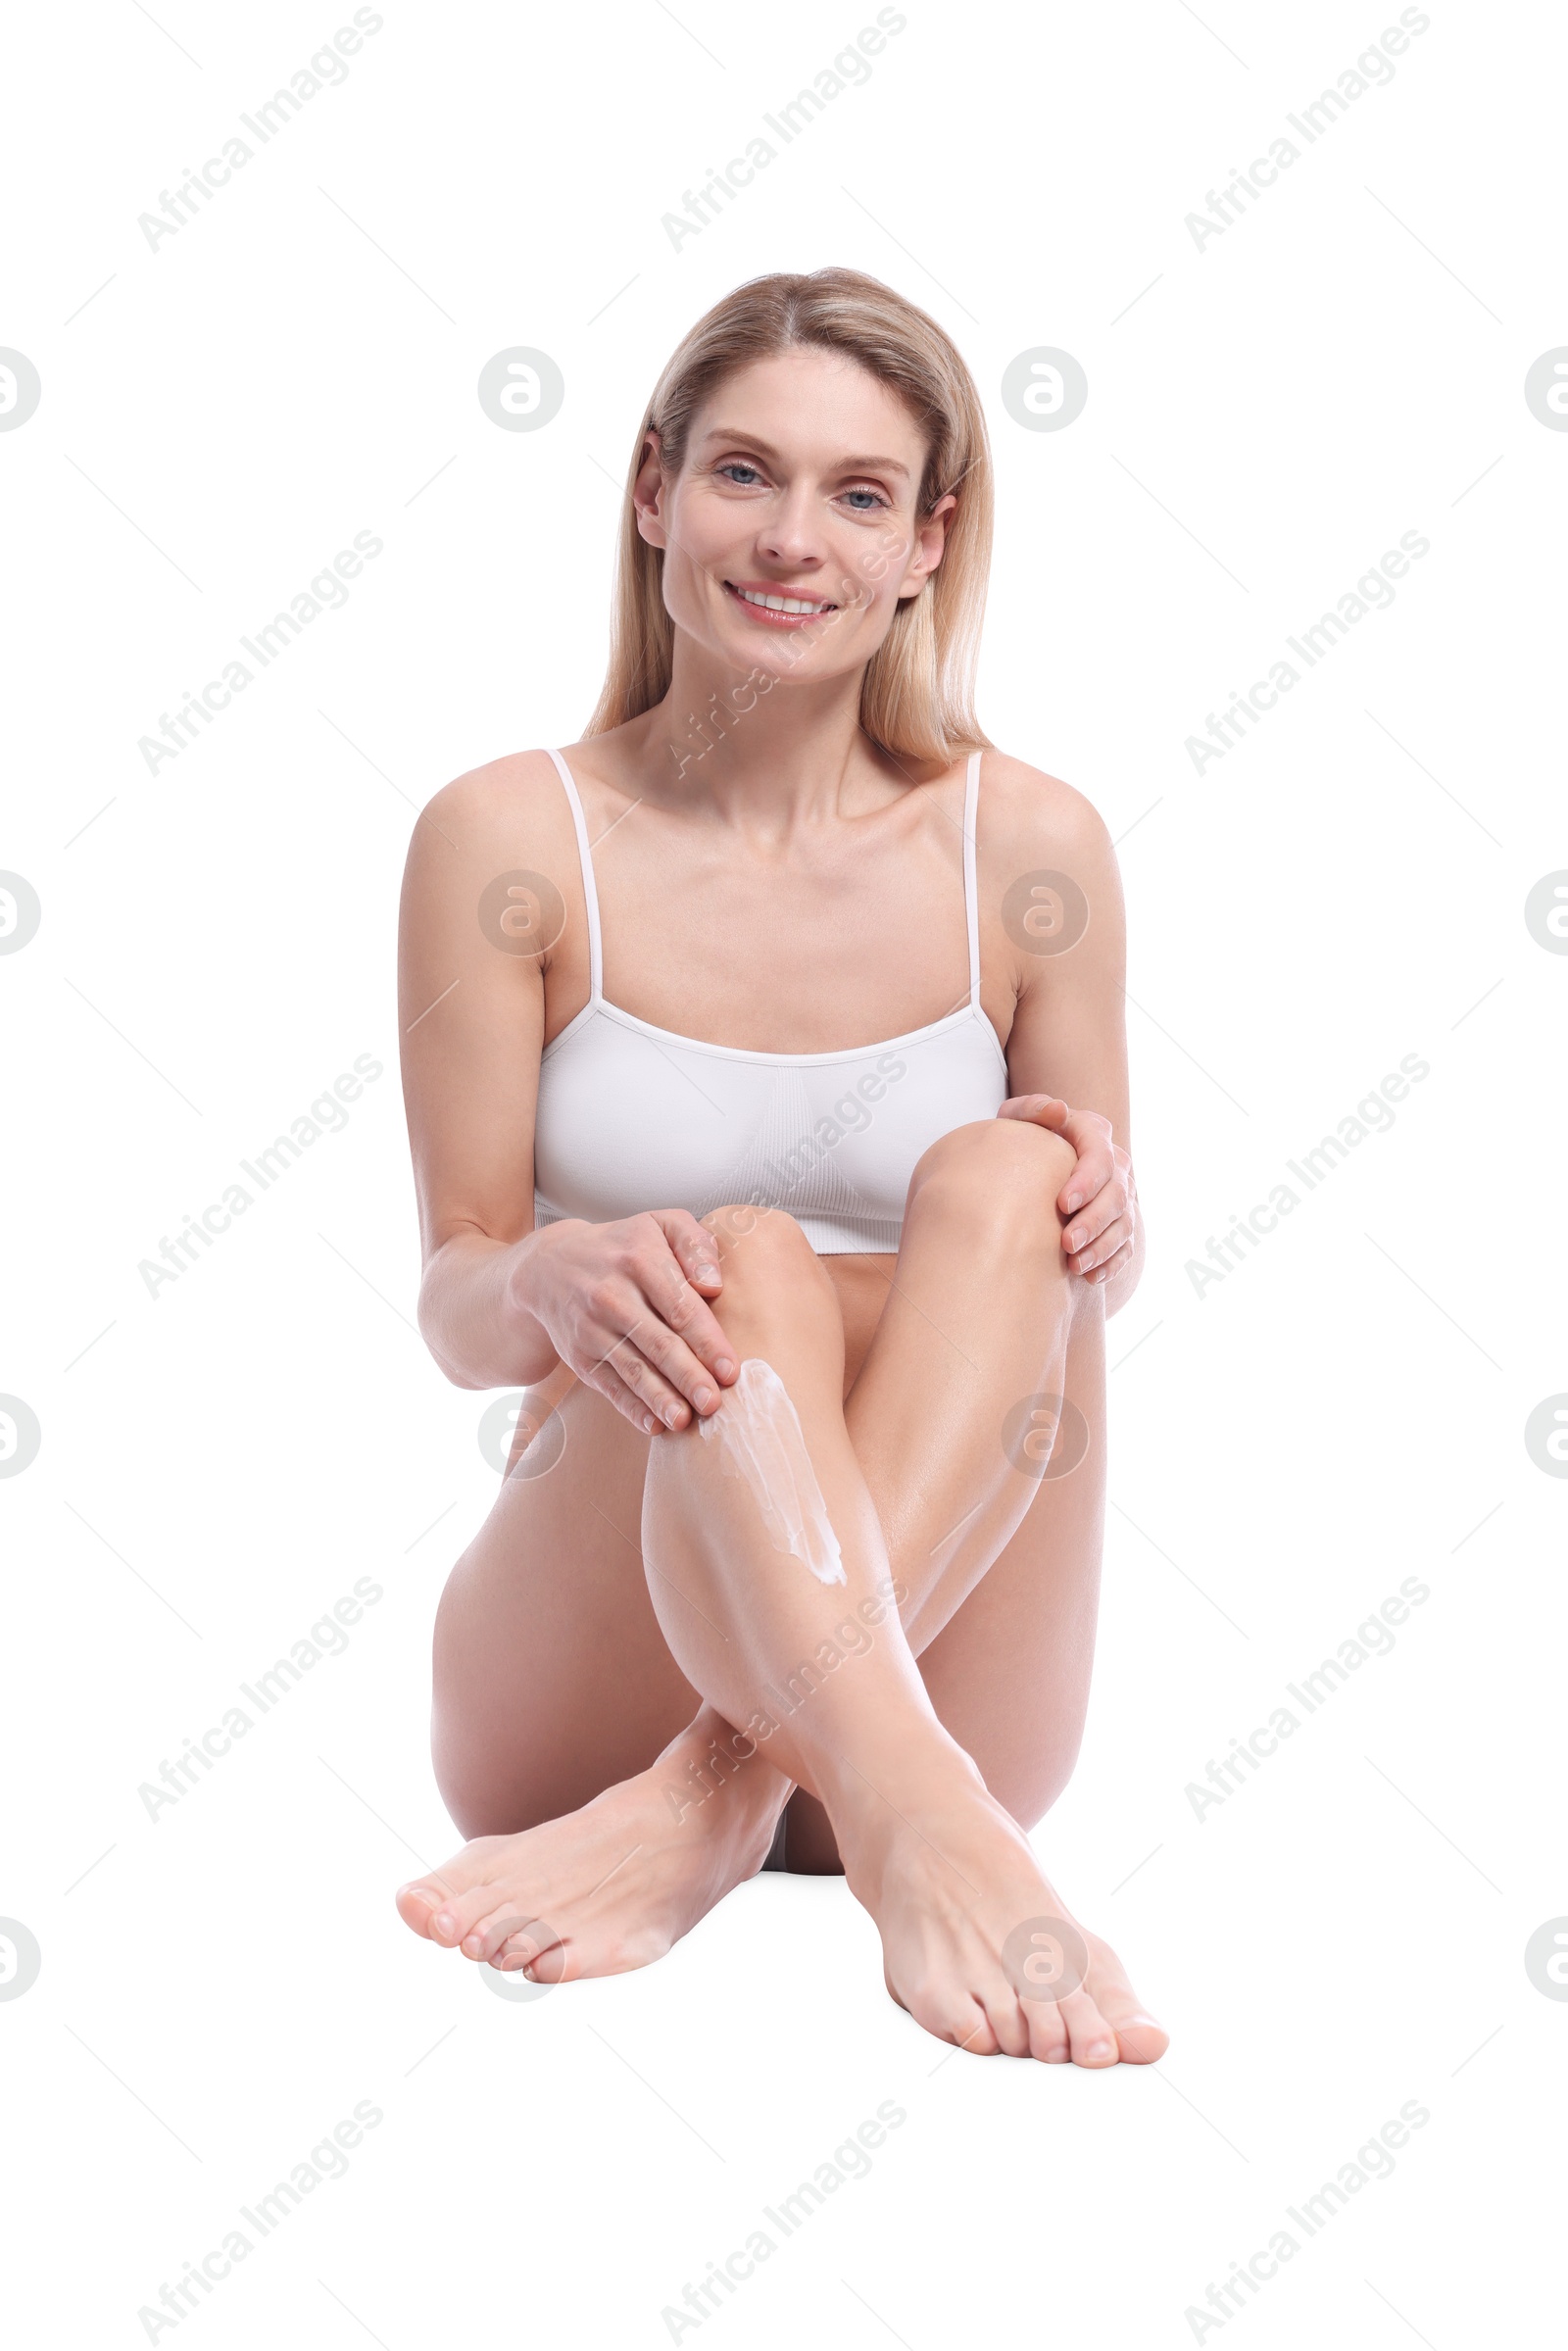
left=415, top=1284, right=480, bottom=1389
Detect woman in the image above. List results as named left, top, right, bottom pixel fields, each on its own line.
left=392, top=269, right=1166, bottom=2067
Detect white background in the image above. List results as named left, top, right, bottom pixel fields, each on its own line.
left=3, top=0, right=1564, bottom=2343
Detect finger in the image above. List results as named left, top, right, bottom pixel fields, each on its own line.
left=654, top=1254, right=739, bottom=1382
left=619, top=1299, right=731, bottom=1425
left=637, top=1244, right=739, bottom=1398
left=1085, top=1237, right=1133, bottom=1284
left=598, top=1329, right=704, bottom=1431
left=647, top=1207, right=723, bottom=1296
left=577, top=1345, right=671, bottom=1435
left=1056, top=1117, right=1117, bottom=1214
left=1062, top=1192, right=1124, bottom=1258
left=1057, top=1135, right=1114, bottom=1218
left=1069, top=1215, right=1129, bottom=1273
left=997, top=1093, right=1068, bottom=1127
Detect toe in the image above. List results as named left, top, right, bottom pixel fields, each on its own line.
left=977, top=1979, right=1033, bottom=2060
left=1082, top=1936, right=1168, bottom=2063
left=426, top=1883, right=505, bottom=1949
left=395, top=1881, right=444, bottom=1938
left=1102, top=1996, right=1169, bottom=2064
left=462, top=1902, right=537, bottom=1963
left=1058, top=1987, right=1120, bottom=2067
left=397, top=1840, right=504, bottom=1941
left=944, top=2000, right=1002, bottom=2057
left=465, top=1905, right=570, bottom=1969
left=1023, top=1994, right=1071, bottom=2063
left=903, top=1981, right=999, bottom=2056
left=495, top=1922, right=570, bottom=1983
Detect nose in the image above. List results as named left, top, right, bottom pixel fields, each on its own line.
left=756, top=484, right=827, bottom=573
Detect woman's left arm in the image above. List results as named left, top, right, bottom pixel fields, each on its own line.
left=985, top=761, right=1145, bottom=1316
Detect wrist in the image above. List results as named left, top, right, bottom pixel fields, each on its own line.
left=505, top=1216, right=577, bottom=1309
left=503, top=1221, right=580, bottom=1378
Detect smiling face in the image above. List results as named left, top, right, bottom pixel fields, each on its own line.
left=633, top=347, right=955, bottom=685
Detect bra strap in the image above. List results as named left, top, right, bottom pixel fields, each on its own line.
left=546, top=748, right=603, bottom=1001
left=962, top=749, right=982, bottom=1007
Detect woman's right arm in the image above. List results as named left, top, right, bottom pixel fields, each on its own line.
left=398, top=754, right=737, bottom=1431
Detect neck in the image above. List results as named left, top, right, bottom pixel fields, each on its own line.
left=641, top=635, right=897, bottom=829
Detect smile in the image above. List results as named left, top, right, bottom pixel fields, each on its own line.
left=723, top=580, right=838, bottom=624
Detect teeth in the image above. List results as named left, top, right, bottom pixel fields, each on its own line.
left=733, top=586, right=830, bottom=614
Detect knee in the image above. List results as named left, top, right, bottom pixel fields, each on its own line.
left=699, top=1202, right=829, bottom=1298
left=991, top=1730, right=1085, bottom=1834
left=908, top=1118, right=1078, bottom=1238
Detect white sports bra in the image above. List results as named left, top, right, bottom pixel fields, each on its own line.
left=531, top=747, right=1010, bottom=1254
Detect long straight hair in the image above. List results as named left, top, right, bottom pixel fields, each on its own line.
left=587, top=269, right=994, bottom=767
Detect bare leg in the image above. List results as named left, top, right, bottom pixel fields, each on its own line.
left=395, top=1366, right=795, bottom=1980
left=397, top=1125, right=1163, bottom=2059
left=777, top=1116, right=1106, bottom=1868
left=631, top=1121, right=1163, bottom=2062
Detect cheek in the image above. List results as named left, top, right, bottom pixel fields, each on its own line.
left=661, top=512, right=726, bottom=611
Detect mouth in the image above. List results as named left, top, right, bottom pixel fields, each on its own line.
left=722, top=579, right=839, bottom=627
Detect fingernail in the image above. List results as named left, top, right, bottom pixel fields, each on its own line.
left=693, top=1386, right=714, bottom=1410
left=663, top=1402, right=683, bottom=1428
left=1069, top=1230, right=1086, bottom=1250
left=714, top=1356, right=736, bottom=1380
left=696, top=1261, right=719, bottom=1283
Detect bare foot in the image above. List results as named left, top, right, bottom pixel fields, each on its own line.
left=839, top=1737, right=1168, bottom=2066
left=396, top=1714, right=788, bottom=1981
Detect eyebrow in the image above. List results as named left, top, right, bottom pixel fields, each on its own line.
left=697, top=429, right=911, bottom=480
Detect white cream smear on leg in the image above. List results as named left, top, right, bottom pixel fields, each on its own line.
left=698, top=1357, right=846, bottom=1586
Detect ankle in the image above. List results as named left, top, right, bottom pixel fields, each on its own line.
left=810, top=1716, right=984, bottom=1880
left=653, top=1709, right=792, bottom=1841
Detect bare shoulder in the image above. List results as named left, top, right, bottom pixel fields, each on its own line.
left=982, top=743, right=1114, bottom=856
left=416, top=746, right=572, bottom=856
left=973, top=743, right=1123, bottom=888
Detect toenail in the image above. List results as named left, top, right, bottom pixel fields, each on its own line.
left=433, top=1912, right=455, bottom=1935
left=1086, top=2037, right=1112, bottom=2057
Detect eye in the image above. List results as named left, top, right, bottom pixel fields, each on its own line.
left=716, top=462, right=766, bottom=487
left=841, top=485, right=889, bottom=513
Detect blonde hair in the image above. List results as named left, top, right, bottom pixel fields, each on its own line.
left=586, top=268, right=994, bottom=767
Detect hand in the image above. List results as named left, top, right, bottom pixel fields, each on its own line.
left=996, top=1094, right=1138, bottom=1285
left=509, top=1210, right=738, bottom=1434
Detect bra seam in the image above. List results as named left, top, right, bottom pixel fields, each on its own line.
left=540, top=996, right=1008, bottom=1076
